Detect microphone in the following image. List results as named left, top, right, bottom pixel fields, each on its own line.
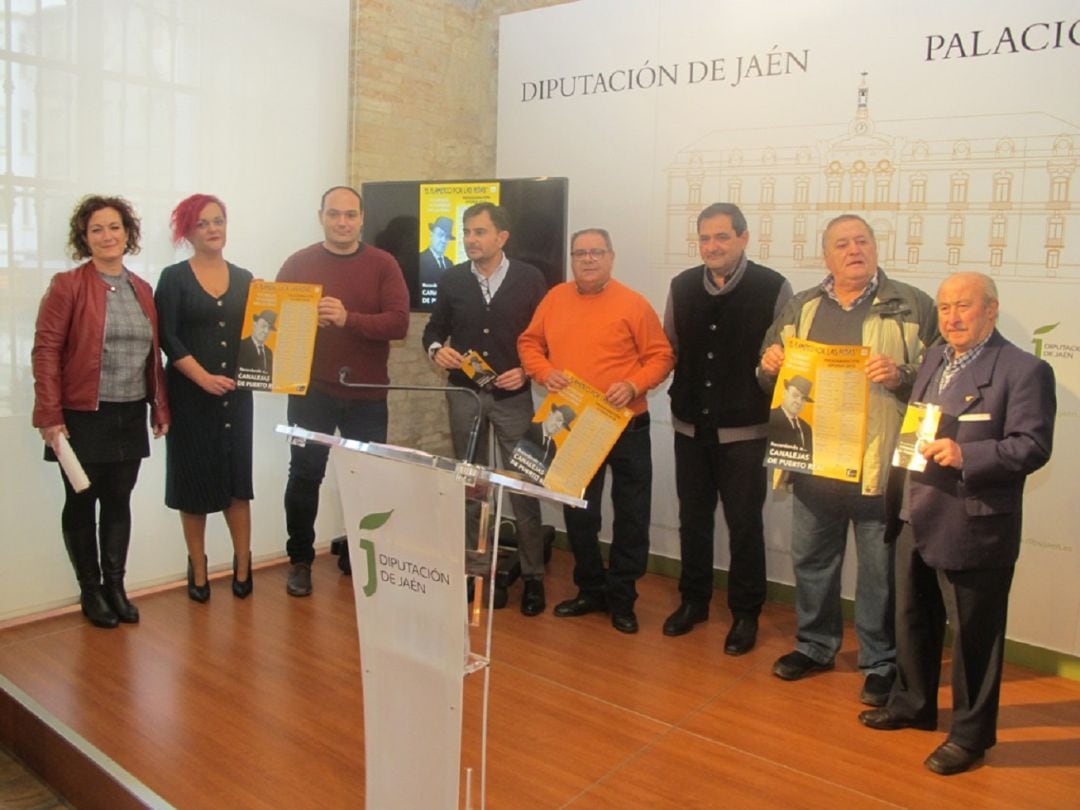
left=338, top=367, right=484, bottom=463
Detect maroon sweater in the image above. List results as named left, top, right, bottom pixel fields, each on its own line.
left=277, top=243, right=409, bottom=399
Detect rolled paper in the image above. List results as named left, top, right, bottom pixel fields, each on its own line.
left=53, top=433, right=90, bottom=493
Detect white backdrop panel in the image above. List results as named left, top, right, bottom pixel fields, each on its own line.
left=498, top=0, right=1080, bottom=654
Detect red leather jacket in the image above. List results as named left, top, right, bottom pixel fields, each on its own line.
left=32, top=261, right=170, bottom=429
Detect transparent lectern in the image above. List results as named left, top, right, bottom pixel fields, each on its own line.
left=277, top=425, right=584, bottom=810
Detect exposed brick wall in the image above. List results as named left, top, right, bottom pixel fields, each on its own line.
left=348, top=0, right=572, bottom=454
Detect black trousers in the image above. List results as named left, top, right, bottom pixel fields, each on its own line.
left=888, top=522, right=1014, bottom=751
left=562, top=416, right=652, bottom=615
left=673, top=433, right=767, bottom=617
left=285, top=390, right=388, bottom=564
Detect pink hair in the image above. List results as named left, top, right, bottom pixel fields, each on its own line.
left=170, top=194, right=227, bottom=245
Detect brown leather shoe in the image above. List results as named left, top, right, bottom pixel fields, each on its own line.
left=858, top=708, right=936, bottom=731
left=924, top=741, right=984, bottom=775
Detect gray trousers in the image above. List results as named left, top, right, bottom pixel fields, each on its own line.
left=447, top=387, right=546, bottom=578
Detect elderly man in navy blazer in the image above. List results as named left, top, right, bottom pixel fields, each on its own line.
left=859, top=272, right=1056, bottom=776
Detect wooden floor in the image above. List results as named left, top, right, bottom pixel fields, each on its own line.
left=1, top=549, right=1078, bottom=809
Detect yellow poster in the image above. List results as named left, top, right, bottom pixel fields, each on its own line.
left=236, top=280, right=321, bottom=395
left=417, top=182, right=501, bottom=305
left=509, top=371, right=631, bottom=498
left=459, top=349, right=497, bottom=389
left=892, top=402, right=942, bottom=473
left=766, top=336, right=869, bottom=483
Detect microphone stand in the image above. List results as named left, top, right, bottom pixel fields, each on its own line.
left=337, top=367, right=484, bottom=463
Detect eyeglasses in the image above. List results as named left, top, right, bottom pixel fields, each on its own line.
left=570, top=248, right=609, bottom=260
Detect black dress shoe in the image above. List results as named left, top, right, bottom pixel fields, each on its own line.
left=187, top=556, right=210, bottom=603
left=723, top=616, right=758, bottom=655
left=553, top=593, right=607, bottom=617
left=286, top=562, right=312, bottom=597
left=662, top=602, right=708, bottom=636
left=772, top=650, right=834, bottom=680
left=924, top=740, right=984, bottom=775
left=858, top=708, right=937, bottom=731
left=612, top=612, right=639, bottom=634
left=232, top=553, right=254, bottom=599
left=520, top=579, right=545, bottom=616
left=859, top=671, right=896, bottom=707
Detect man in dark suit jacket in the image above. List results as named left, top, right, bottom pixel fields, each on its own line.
left=418, top=216, right=455, bottom=289
left=522, top=403, right=576, bottom=469
left=236, top=309, right=275, bottom=374
left=859, top=272, right=1056, bottom=776
left=421, top=202, right=550, bottom=615
left=768, top=374, right=813, bottom=450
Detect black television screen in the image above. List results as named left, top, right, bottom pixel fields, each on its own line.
left=360, top=177, right=569, bottom=312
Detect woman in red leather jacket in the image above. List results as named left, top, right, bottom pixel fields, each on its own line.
left=31, top=195, right=170, bottom=629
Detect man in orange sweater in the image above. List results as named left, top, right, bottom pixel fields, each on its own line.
left=518, top=228, right=674, bottom=633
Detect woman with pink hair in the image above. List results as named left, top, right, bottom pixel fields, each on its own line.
left=155, top=194, right=255, bottom=600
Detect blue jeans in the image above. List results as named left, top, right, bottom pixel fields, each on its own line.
left=790, top=476, right=895, bottom=675
left=284, top=389, right=388, bottom=564
left=562, top=414, right=652, bottom=615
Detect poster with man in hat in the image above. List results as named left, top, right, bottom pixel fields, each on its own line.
left=418, top=214, right=456, bottom=289
left=765, top=336, right=870, bottom=480
left=236, top=280, right=322, bottom=394
left=237, top=309, right=277, bottom=379
left=510, top=372, right=633, bottom=498
left=769, top=374, right=814, bottom=451
left=417, top=182, right=502, bottom=306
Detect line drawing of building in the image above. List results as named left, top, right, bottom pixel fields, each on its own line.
left=664, top=75, right=1078, bottom=281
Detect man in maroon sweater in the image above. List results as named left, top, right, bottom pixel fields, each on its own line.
left=276, top=186, right=410, bottom=596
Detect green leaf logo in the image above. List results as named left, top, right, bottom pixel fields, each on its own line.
left=359, top=510, right=394, bottom=531
left=1033, top=323, right=1059, bottom=336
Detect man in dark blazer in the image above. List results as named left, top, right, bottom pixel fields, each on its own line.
left=768, top=374, right=813, bottom=450
left=421, top=202, right=550, bottom=616
left=522, top=403, right=575, bottom=469
left=859, top=272, right=1056, bottom=776
left=236, top=309, right=275, bottom=374
left=418, top=216, right=455, bottom=288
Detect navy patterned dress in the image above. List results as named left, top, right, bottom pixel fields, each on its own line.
left=155, top=261, right=254, bottom=513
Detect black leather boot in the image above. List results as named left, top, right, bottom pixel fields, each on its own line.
left=232, top=552, right=253, bottom=598
left=100, top=520, right=139, bottom=623
left=63, top=528, right=119, bottom=629
left=188, top=555, right=210, bottom=603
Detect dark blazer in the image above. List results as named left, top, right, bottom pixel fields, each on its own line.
left=523, top=421, right=558, bottom=469
left=236, top=337, right=273, bottom=373
left=421, top=258, right=548, bottom=397
left=768, top=406, right=812, bottom=450
left=899, top=330, right=1055, bottom=570
left=418, top=249, right=451, bottom=288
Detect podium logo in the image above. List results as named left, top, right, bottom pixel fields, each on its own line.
left=357, top=510, right=394, bottom=598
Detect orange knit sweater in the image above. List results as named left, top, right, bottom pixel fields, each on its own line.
left=517, top=279, right=674, bottom=415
